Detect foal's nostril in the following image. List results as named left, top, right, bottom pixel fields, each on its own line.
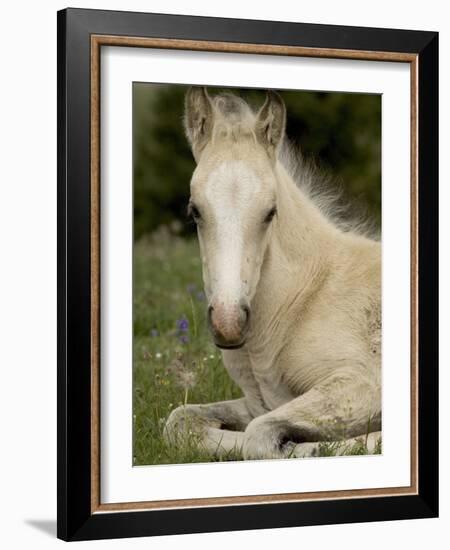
left=207, top=305, right=214, bottom=327
left=240, top=302, right=251, bottom=329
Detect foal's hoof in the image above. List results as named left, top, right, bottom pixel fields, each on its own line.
left=243, top=417, right=318, bottom=460
left=291, top=442, right=320, bottom=458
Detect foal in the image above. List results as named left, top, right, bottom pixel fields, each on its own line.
left=164, top=88, right=381, bottom=459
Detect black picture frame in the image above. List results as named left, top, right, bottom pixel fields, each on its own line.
left=57, top=7, right=438, bottom=541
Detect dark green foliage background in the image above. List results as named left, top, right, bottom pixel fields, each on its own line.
left=133, top=84, right=381, bottom=240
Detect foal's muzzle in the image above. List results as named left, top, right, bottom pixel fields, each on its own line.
left=207, top=300, right=250, bottom=349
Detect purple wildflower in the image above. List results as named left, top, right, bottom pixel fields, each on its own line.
left=178, top=334, right=189, bottom=345
left=176, top=317, right=189, bottom=332
left=150, top=328, right=159, bottom=338
left=196, top=291, right=205, bottom=302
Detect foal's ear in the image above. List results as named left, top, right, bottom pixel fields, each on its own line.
left=184, top=87, right=214, bottom=162
left=255, top=90, right=286, bottom=158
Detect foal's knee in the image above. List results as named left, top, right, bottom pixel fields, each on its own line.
left=243, top=417, right=317, bottom=460
left=163, top=404, right=207, bottom=444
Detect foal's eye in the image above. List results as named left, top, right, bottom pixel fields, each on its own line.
left=264, top=206, right=277, bottom=224
left=188, top=203, right=201, bottom=222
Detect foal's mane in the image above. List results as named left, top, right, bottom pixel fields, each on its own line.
left=209, top=92, right=379, bottom=240
left=279, top=141, right=379, bottom=239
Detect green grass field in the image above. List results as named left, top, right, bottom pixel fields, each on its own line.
left=133, top=228, right=381, bottom=465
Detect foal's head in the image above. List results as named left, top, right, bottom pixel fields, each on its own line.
left=184, top=88, right=286, bottom=349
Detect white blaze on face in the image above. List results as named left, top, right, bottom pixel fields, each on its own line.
left=200, top=160, right=263, bottom=308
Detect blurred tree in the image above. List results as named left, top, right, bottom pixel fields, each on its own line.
left=133, top=84, right=195, bottom=239
left=133, top=84, right=381, bottom=240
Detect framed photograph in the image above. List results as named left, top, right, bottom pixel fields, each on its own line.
left=57, top=8, right=438, bottom=541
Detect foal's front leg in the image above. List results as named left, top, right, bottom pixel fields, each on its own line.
left=243, top=368, right=381, bottom=460
left=163, top=398, right=253, bottom=457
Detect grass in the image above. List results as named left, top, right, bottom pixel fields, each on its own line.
left=133, top=228, right=381, bottom=465
left=133, top=227, right=243, bottom=465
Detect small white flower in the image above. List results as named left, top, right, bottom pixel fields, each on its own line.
left=155, top=352, right=162, bottom=359
left=209, top=354, right=215, bottom=360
